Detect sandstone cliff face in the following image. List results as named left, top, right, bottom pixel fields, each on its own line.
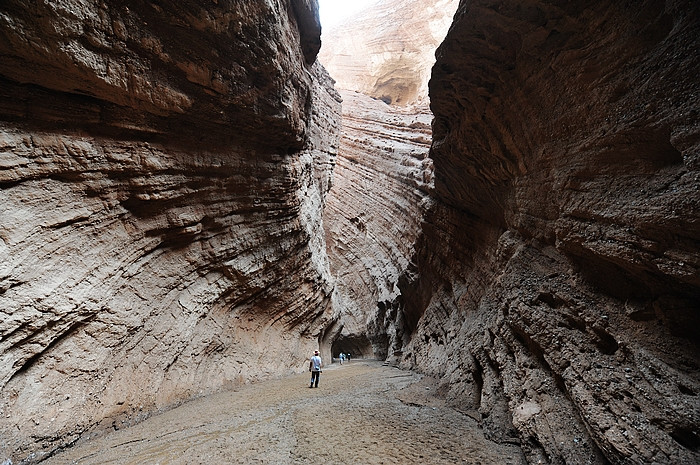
left=319, top=0, right=457, bottom=361
left=0, top=1, right=339, bottom=462
left=319, top=0, right=459, bottom=106
left=322, top=90, right=433, bottom=359
left=2, top=0, right=699, bottom=463
left=392, top=1, right=699, bottom=464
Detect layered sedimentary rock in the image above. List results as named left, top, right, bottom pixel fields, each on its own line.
left=391, top=1, right=699, bottom=464
left=322, top=90, right=433, bottom=359
left=0, top=1, right=340, bottom=462
left=322, top=0, right=699, bottom=463
left=319, top=0, right=459, bottom=105
left=2, top=0, right=699, bottom=463
left=319, top=0, right=457, bottom=359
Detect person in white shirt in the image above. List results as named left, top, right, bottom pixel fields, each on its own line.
left=309, top=350, right=322, bottom=388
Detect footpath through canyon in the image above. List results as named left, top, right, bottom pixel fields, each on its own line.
left=41, top=361, right=525, bottom=465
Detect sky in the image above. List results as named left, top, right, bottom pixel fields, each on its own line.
left=318, top=0, right=378, bottom=29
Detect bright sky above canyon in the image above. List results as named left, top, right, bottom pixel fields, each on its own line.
left=318, top=0, right=377, bottom=28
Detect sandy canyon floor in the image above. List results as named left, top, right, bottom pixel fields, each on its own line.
left=42, top=361, right=525, bottom=464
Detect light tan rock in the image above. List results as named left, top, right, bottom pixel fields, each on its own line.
left=0, top=1, right=340, bottom=463
left=2, top=0, right=698, bottom=464
left=323, top=89, right=433, bottom=359
left=318, top=0, right=456, bottom=362
left=319, top=0, right=459, bottom=105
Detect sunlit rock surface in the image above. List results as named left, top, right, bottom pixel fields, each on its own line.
left=392, top=1, right=700, bottom=464
left=0, top=1, right=340, bottom=462
left=319, top=0, right=459, bottom=105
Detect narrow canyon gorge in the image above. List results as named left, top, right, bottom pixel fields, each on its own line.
left=0, top=1, right=698, bottom=464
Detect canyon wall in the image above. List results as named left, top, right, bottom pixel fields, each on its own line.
left=319, top=0, right=458, bottom=361
left=1, top=0, right=698, bottom=463
left=319, top=0, right=459, bottom=106
left=322, top=90, right=433, bottom=359
left=322, top=0, right=699, bottom=463
left=394, top=1, right=699, bottom=464
left=0, top=1, right=339, bottom=462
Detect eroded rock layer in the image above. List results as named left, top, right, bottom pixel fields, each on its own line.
left=392, top=1, right=699, bottom=464
left=319, top=0, right=456, bottom=362
left=318, top=0, right=459, bottom=105
left=322, top=90, right=433, bottom=359
left=0, top=1, right=339, bottom=462
left=2, top=0, right=699, bottom=463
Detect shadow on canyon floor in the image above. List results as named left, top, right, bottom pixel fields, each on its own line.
left=41, top=361, right=524, bottom=464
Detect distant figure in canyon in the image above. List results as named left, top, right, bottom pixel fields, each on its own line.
left=309, top=350, right=323, bottom=388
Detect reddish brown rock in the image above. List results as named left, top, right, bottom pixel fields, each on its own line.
left=319, top=0, right=700, bottom=463
left=1, top=0, right=698, bottom=463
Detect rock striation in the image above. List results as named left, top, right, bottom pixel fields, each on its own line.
left=392, top=1, right=700, bottom=464
left=319, top=0, right=459, bottom=106
left=1, top=0, right=699, bottom=463
left=322, top=0, right=699, bottom=463
left=0, top=0, right=340, bottom=462
left=322, top=90, right=433, bottom=360
left=319, top=0, right=457, bottom=361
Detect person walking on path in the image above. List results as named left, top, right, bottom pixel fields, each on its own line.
left=309, top=350, right=322, bottom=388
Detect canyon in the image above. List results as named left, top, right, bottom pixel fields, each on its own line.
left=1, top=1, right=698, bottom=464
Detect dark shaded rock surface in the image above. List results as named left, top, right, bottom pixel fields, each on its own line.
left=388, top=1, right=700, bottom=464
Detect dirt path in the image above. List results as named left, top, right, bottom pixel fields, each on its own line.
left=42, top=361, right=525, bottom=464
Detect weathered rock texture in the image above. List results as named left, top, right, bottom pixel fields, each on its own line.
left=322, top=90, right=433, bottom=359
left=389, top=1, right=699, bottom=464
left=321, top=0, right=699, bottom=463
left=319, top=0, right=459, bottom=105
left=2, top=0, right=699, bottom=463
left=0, top=1, right=340, bottom=463
left=319, top=0, right=457, bottom=361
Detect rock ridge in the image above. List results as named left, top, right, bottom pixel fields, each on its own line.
left=322, top=89, right=434, bottom=359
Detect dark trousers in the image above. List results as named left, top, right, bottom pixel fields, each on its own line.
left=310, top=370, right=320, bottom=387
